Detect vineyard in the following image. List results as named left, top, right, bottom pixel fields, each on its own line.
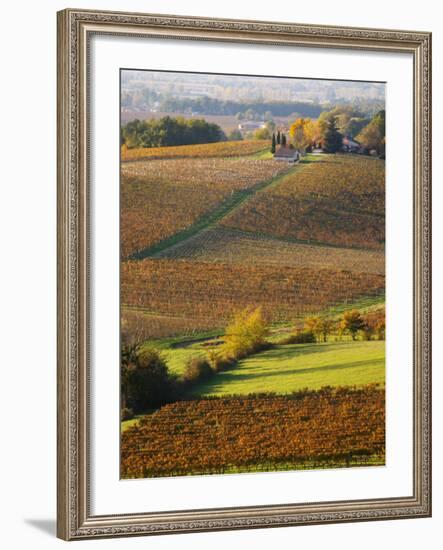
left=156, top=226, right=385, bottom=274
left=121, top=386, right=385, bottom=478
left=121, top=306, right=218, bottom=342
left=121, top=259, right=385, bottom=337
left=221, top=155, right=385, bottom=250
left=121, top=157, right=291, bottom=258
left=121, top=139, right=270, bottom=161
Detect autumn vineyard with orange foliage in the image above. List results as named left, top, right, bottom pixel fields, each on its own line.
left=222, top=155, right=385, bottom=249
left=121, top=139, right=270, bottom=161
left=121, top=386, right=385, bottom=478
left=121, top=156, right=290, bottom=258
left=119, top=100, right=386, bottom=479
left=121, top=259, right=384, bottom=335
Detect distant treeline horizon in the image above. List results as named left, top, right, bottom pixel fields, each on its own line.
left=159, top=97, right=323, bottom=118
left=121, top=90, right=384, bottom=120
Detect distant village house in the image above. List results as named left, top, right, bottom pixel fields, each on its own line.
left=238, top=121, right=267, bottom=132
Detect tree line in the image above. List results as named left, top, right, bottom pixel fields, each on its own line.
left=158, top=97, right=324, bottom=118
left=121, top=116, right=225, bottom=149
left=285, top=108, right=385, bottom=155
left=284, top=308, right=385, bottom=344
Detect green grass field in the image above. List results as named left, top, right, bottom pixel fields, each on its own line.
left=189, top=340, right=385, bottom=397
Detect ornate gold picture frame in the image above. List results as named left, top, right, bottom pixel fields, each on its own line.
left=57, top=8, right=431, bottom=540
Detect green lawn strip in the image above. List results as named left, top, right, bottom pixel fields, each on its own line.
left=320, top=294, right=385, bottom=317
left=188, top=340, right=385, bottom=397
left=138, top=328, right=223, bottom=350
left=128, top=158, right=319, bottom=260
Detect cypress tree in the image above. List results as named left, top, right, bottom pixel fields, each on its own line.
left=271, top=133, right=276, bottom=154
left=277, top=130, right=281, bottom=145
left=323, top=116, right=343, bottom=153
left=281, top=133, right=287, bottom=147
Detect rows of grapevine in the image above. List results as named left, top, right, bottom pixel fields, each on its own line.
left=121, top=157, right=291, bottom=258
left=121, top=259, right=385, bottom=337
left=121, top=139, right=270, bottom=161
left=157, top=227, right=385, bottom=275
left=121, top=306, right=218, bottom=342
left=121, top=386, right=385, bottom=478
left=222, top=155, right=385, bottom=250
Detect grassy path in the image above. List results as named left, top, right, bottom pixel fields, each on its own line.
left=128, top=157, right=317, bottom=260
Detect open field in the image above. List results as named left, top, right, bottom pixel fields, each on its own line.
left=121, top=259, right=384, bottom=336
left=121, top=139, right=270, bottom=162
left=121, top=386, right=385, bottom=478
left=190, top=340, right=385, bottom=397
left=121, top=157, right=291, bottom=258
left=158, top=338, right=385, bottom=389
left=156, top=226, right=385, bottom=274
left=222, top=155, right=385, bottom=250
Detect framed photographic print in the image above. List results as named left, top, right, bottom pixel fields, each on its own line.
left=57, top=8, right=432, bottom=540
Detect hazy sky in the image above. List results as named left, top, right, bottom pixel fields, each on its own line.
left=121, top=69, right=385, bottom=103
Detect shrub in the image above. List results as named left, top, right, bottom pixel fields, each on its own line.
left=282, top=330, right=316, bottom=344
left=121, top=407, right=134, bottom=421
left=209, top=353, right=238, bottom=373
left=123, top=347, right=177, bottom=413
left=183, top=357, right=214, bottom=384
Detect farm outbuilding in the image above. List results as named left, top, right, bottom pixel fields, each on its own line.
left=273, top=146, right=300, bottom=163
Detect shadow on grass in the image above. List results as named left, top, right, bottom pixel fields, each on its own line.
left=201, top=358, right=385, bottom=385
left=251, top=342, right=366, bottom=361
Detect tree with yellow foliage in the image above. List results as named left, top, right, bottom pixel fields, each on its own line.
left=304, top=315, right=335, bottom=342
left=289, top=117, right=319, bottom=151
left=220, top=306, right=269, bottom=360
